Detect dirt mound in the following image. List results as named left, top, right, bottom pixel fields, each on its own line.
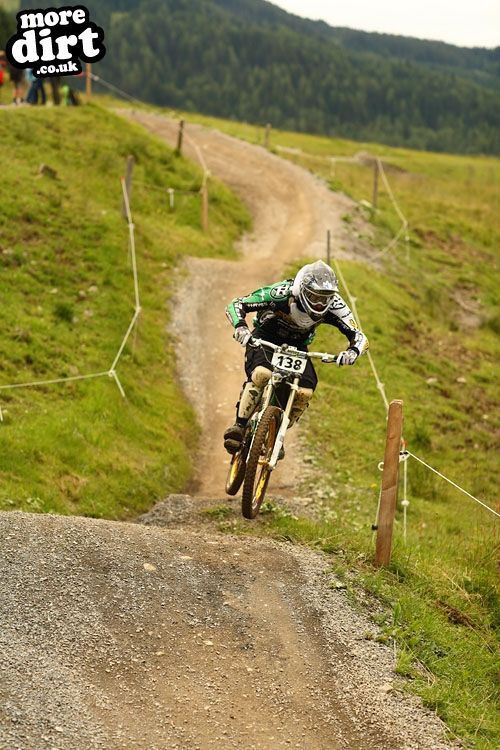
left=0, top=510, right=454, bottom=750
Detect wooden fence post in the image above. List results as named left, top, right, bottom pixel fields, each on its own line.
left=372, top=159, right=379, bottom=210
left=264, top=123, right=272, bottom=149
left=326, top=230, right=331, bottom=265
left=375, top=399, right=404, bottom=567
left=85, top=63, right=92, bottom=101
left=176, top=119, right=185, bottom=155
left=201, top=177, right=209, bottom=232
left=122, top=155, right=135, bottom=219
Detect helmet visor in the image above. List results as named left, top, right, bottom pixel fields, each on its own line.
left=304, top=288, right=335, bottom=312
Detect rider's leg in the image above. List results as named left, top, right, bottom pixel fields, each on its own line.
left=238, top=366, right=271, bottom=421
left=288, top=387, right=314, bottom=427
left=224, top=367, right=271, bottom=454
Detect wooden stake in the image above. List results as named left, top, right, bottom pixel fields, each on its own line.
left=122, top=155, right=135, bottom=219
left=327, top=230, right=331, bottom=265
left=85, top=63, right=92, bottom=101
left=201, top=179, right=209, bottom=232
left=372, top=160, right=379, bottom=210
left=176, top=119, right=185, bottom=155
left=375, top=400, right=404, bottom=567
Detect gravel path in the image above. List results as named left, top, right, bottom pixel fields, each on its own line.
left=0, top=511, right=455, bottom=750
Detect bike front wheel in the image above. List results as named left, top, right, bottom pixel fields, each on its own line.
left=241, top=405, right=281, bottom=519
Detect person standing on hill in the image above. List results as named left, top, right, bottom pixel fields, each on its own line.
left=26, top=69, right=46, bottom=106
left=0, top=51, right=6, bottom=91
left=6, top=60, right=24, bottom=105
left=48, top=76, right=61, bottom=105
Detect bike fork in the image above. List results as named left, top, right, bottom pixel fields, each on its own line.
left=269, top=377, right=299, bottom=469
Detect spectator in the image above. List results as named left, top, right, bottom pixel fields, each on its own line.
left=61, top=82, right=80, bottom=106
left=6, top=61, right=24, bottom=104
left=26, top=69, right=46, bottom=106
left=0, top=50, right=6, bottom=91
left=48, top=76, right=61, bottom=105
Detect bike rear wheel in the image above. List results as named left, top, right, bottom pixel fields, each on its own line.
left=242, top=405, right=281, bottom=519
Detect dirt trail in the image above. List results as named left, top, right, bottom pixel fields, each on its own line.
left=122, top=111, right=370, bottom=497
left=0, top=512, right=453, bottom=750
left=0, top=114, right=455, bottom=750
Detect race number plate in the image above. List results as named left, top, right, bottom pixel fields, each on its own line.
left=271, top=351, right=307, bottom=374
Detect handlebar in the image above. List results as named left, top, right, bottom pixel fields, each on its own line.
left=250, top=337, right=338, bottom=364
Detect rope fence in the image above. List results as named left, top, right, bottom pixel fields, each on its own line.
left=329, top=242, right=498, bottom=531
left=90, top=72, right=145, bottom=109
left=16, top=69, right=493, bottom=526
left=0, top=177, right=140, bottom=422
left=373, top=158, right=410, bottom=261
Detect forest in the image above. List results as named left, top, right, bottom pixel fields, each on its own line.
left=6, top=0, right=500, bottom=154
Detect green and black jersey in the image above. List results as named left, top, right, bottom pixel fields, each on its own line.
left=226, top=279, right=369, bottom=354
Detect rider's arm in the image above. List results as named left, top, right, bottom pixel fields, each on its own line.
left=225, top=282, right=289, bottom=328
left=325, top=294, right=369, bottom=355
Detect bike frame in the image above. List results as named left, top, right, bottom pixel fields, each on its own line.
left=246, top=339, right=338, bottom=471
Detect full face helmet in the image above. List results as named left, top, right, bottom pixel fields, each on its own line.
left=292, top=260, right=338, bottom=320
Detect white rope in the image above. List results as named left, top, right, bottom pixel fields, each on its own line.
left=373, top=449, right=410, bottom=533
left=92, top=74, right=211, bottom=201
left=134, top=180, right=200, bottom=196
left=184, top=128, right=209, bottom=175
left=397, top=448, right=411, bottom=543
left=121, top=178, right=141, bottom=310
left=330, top=258, right=389, bottom=415
left=372, top=158, right=410, bottom=260
left=90, top=73, right=145, bottom=108
left=378, top=159, right=407, bottom=226
left=110, top=308, right=141, bottom=374
left=0, top=178, right=143, bottom=416
left=0, top=371, right=111, bottom=391
left=407, top=451, right=499, bottom=519
left=109, top=369, right=126, bottom=399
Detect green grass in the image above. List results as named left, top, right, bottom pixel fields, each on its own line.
left=1, top=92, right=498, bottom=747
left=0, top=0, right=18, bottom=12
left=0, top=104, right=249, bottom=518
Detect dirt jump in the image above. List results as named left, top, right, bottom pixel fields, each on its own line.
left=0, top=114, right=454, bottom=750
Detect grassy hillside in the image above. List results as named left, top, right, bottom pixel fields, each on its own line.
left=0, top=104, right=249, bottom=518
left=169, top=110, right=499, bottom=749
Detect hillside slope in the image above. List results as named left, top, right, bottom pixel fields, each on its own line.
left=0, top=105, right=249, bottom=518
left=15, top=0, right=500, bottom=154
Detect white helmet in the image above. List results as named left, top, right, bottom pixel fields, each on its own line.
left=292, top=260, right=338, bottom=320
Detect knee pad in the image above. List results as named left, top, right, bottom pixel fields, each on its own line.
left=237, top=381, right=262, bottom=421
left=251, top=366, right=272, bottom=388
left=294, top=387, right=314, bottom=407
left=289, top=387, right=314, bottom=426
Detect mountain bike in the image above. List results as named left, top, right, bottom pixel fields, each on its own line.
left=225, top=338, right=338, bottom=519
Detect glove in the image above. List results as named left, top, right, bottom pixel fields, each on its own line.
left=337, top=349, right=358, bottom=367
left=234, top=326, right=252, bottom=347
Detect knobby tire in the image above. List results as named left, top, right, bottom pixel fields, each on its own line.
left=225, top=435, right=249, bottom=496
left=242, top=405, right=281, bottom=519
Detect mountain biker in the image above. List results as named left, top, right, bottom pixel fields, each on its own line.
left=223, top=260, right=369, bottom=454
